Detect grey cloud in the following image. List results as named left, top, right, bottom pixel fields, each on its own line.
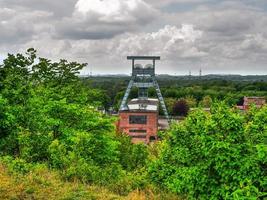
left=144, top=0, right=209, bottom=7
left=161, top=1, right=267, bottom=63
left=0, top=0, right=77, bottom=17
left=56, top=23, right=127, bottom=40
left=0, top=7, right=53, bottom=44
left=0, top=0, right=266, bottom=74
left=55, top=0, right=158, bottom=40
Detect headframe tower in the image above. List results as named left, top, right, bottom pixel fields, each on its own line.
left=119, top=56, right=169, bottom=122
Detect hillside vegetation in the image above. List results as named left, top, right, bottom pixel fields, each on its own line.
left=0, top=49, right=266, bottom=199
left=83, top=75, right=267, bottom=113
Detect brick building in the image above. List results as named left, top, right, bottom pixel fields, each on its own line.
left=118, top=98, right=159, bottom=143
left=118, top=56, right=169, bottom=144
left=237, top=96, right=266, bottom=110
left=243, top=97, right=266, bottom=109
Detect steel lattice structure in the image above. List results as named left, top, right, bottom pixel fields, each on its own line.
left=119, top=56, right=169, bottom=122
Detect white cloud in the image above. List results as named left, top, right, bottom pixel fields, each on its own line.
left=113, top=24, right=204, bottom=59
left=75, top=0, right=139, bottom=18
left=10, top=24, right=205, bottom=74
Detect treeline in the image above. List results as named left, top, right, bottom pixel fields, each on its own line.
left=83, top=75, right=267, bottom=114
left=0, top=49, right=266, bottom=199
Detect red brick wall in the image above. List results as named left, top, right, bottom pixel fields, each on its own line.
left=118, top=111, right=158, bottom=144
left=243, top=97, right=266, bottom=110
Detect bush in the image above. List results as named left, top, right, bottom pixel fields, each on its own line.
left=149, top=103, right=267, bottom=199
left=199, top=95, right=212, bottom=108
left=117, top=134, right=149, bottom=171
left=0, top=156, right=33, bottom=174
left=172, top=99, right=189, bottom=116
left=18, top=129, right=53, bottom=162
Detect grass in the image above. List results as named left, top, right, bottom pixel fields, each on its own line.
left=0, top=162, right=180, bottom=200
left=0, top=163, right=121, bottom=200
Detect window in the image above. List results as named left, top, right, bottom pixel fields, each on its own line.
left=129, top=115, right=147, bottom=124
left=149, top=136, right=156, bottom=142
left=129, top=129, right=147, bottom=133
left=131, top=135, right=146, bottom=139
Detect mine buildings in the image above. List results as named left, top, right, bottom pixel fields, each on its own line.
left=117, top=56, right=169, bottom=144
left=117, top=98, right=159, bottom=143
left=237, top=96, right=266, bottom=110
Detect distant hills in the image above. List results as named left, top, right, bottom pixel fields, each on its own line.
left=80, top=74, right=267, bottom=82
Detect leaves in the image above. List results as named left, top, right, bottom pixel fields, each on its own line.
left=149, top=102, right=267, bottom=199
left=0, top=49, right=125, bottom=186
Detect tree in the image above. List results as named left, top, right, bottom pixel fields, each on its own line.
left=31, top=57, right=86, bottom=86
left=165, top=98, right=176, bottom=115
left=117, top=134, right=148, bottom=171
left=0, top=49, right=122, bottom=177
left=149, top=103, right=267, bottom=199
left=199, top=95, right=212, bottom=108
left=172, top=99, right=189, bottom=116
left=185, top=96, right=197, bottom=108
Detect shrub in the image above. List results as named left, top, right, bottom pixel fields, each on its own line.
left=18, top=129, right=53, bottom=162
left=117, top=134, right=149, bottom=171
left=0, top=156, right=33, bottom=174
left=172, top=99, right=189, bottom=116
left=199, top=95, right=212, bottom=108
left=149, top=103, right=267, bottom=199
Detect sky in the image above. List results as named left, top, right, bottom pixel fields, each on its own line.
left=0, top=0, right=267, bottom=75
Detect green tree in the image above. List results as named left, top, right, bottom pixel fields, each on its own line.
left=117, top=134, right=148, bottom=171
left=149, top=103, right=267, bottom=199
left=0, top=49, right=124, bottom=185
left=199, top=95, right=212, bottom=108
left=165, top=98, right=176, bottom=115
left=185, top=96, right=197, bottom=108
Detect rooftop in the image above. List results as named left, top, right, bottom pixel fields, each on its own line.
left=127, top=56, right=160, bottom=60
left=126, top=98, right=159, bottom=112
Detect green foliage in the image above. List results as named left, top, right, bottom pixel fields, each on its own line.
left=0, top=156, right=33, bottom=174
left=48, top=126, right=122, bottom=185
left=165, top=98, right=176, bottom=115
left=199, top=95, right=212, bottom=108
left=0, top=49, right=152, bottom=196
left=18, top=129, right=53, bottom=162
left=149, top=103, right=267, bottom=199
left=1, top=49, right=266, bottom=199
left=83, top=76, right=267, bottom=109
left=0, top=49, right=114, bottom=155
left=117, top=134, right=149, bottom=171
left=185, top=96, right=197, bottom=108
left=31, top=56, right=86, bottom=86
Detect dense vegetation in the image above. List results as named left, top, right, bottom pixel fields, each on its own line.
left=83, top=75, right=267, bottom=114
left=0, top=49, right=266, bottom=199
left=149, top=104, right=267, bottom=199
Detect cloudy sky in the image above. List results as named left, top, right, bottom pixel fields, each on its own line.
left=0, top=0, right=267, bottom=75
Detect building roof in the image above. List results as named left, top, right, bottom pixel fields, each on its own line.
left=126, top=98, right=159, bottom=112
left=127, top=56, right=160, bottom=60
left=244, top=96, right=265, bottom=99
